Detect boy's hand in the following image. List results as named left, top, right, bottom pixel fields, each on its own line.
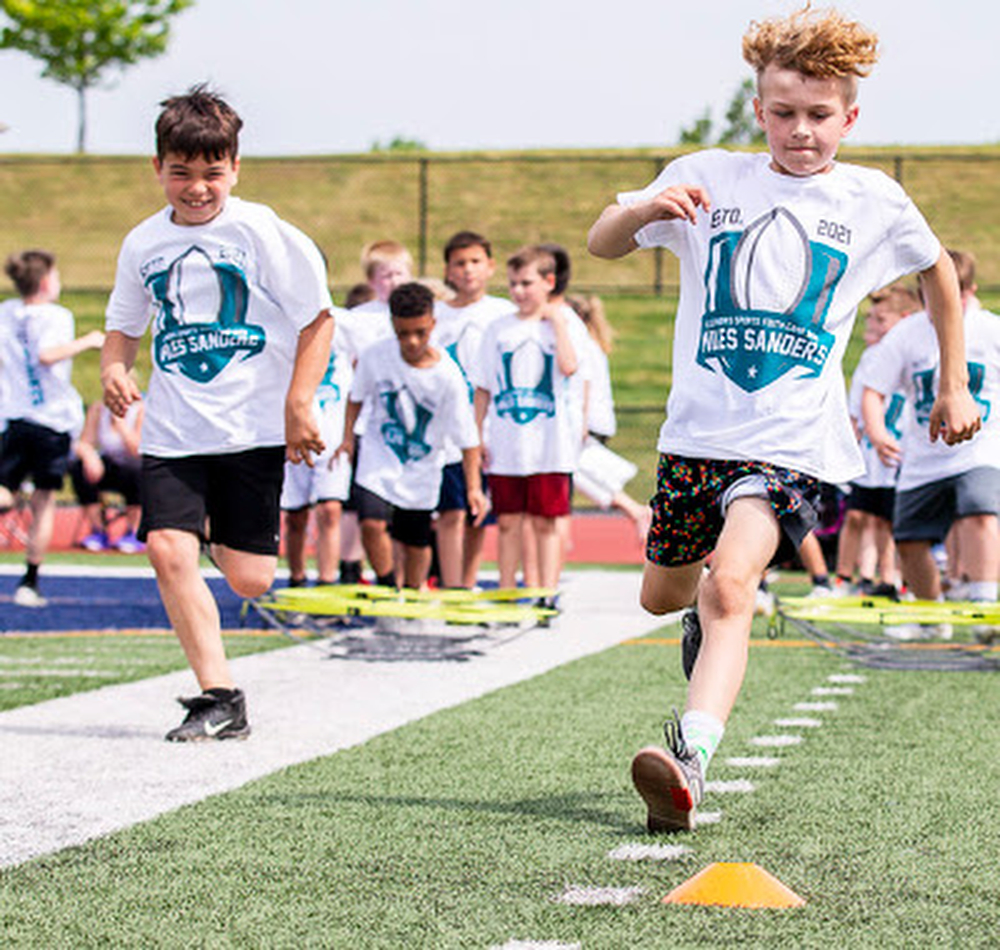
left=646, top=184, right=711, bottom=225
left=869, top=431, right=902, bottom=467
left=82, top=330, right=106, bottom=351
left=331, top=437, right=354, bottom=469
left=929, top=389, right=982, bottom=445
left=101, top=364, right=142, bottom=418
left=467, top=488, right=490, bottom=527
left=285, top=402, right=325, bottom=466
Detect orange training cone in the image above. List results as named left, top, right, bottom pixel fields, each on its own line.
left=663, top=862, right=806, bottom=908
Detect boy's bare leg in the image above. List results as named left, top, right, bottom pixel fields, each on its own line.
left=896, top=540, right=941, bottom=599
left=640, top=559, right=704, bottom=616
left=435, top=509, right=465, bottom=588
left=283, top=508, right=310, bottom=584
left=520, top=517, right=540, bottom=587
left=461, top=522, right=487, bottom=589
left=314, top=499, right=342, bottom=584
left=835, top=509, right=865, bottom=582
left=497, top=513, right=523, bottom=589
left=532, top=514, right=563, bottom=590
left=952, top=514, right=1000, bottom=586
left=688, top=497, right=780, bottom=723
left=403, top=544, right=433, bottom=590
left=146, top=528, right=233, bottom=691
left=361, top=518, right=393, bottom=580
left=26, top=489, right=56, bottom=565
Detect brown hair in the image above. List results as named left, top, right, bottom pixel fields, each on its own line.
left=506, top=245, right=556, bottom=279
left=743, top=6, right=879, bottom=104
left=567, top=294, right=615, bottom=354
left=869, top=283, right=921, bottom=317
left=344, top=282, right=376, bottom=309
left=360, top=240, right=413, bottom=280
left=443, top=230, right=492, bottom=263
left=5, top=249, right=55, bottom=298
left=155, top=84, right=242, bottom=162
left=947, top=249, right=977, bottom=294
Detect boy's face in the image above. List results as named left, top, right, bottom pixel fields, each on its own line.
left=370, top=261, right=413, bottom=303
left=393, top=311, right=435, bottom=364
left=753, top=65, right=858, bottom=177
left=864, top=301, right=905, bottom=344
left=445, top=245, right=495, bottom=302
left=508, top=263, right=554, bottom=315
left=154, top=152, right=239, bottom=226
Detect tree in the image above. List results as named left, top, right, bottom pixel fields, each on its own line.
left=0, top=0, right=193, bottom=153
left=677, top=78, right=765, bottom=147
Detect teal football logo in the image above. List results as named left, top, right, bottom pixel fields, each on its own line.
left=148, top=246, right=266, bottom=383
left=698, top=208, right=845, bottom=392
left=494, top=340, right=555, bottom=424
left=380, top=386, right=432, bottom=464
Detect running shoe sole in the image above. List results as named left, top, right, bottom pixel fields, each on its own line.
left=631, top=745, right=697, bottom=832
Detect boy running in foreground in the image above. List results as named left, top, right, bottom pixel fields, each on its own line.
left=588, top=6, right=980, bottom=831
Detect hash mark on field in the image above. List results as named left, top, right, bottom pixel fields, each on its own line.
left=795, top=701, right=838, bottom=712
left=750, top=734, right=803, bottom=747
left=695, top=810, right=723, bottom=825
left=725, top=756, right=780, bottom=768
left=828, top=673, right=866, bottom=684
left=608, top=843, right=691, bottom=861
left=774, top=717, right=822, bottom=728
left=556, top=885, right=643, bottom=906
left=705, top=779, right=755, bottom=793
left=811, top=686, right=854, bottom=696
left=491, top=941, right=582, bottom=950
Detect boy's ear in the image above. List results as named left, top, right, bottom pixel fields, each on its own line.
left=842, top=104, right=860, bottom=136
left=753, top=96, right=766, bottom=131
left=152, top=156, right=163, bottom=176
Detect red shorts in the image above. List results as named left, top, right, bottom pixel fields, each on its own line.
left=489, top=473, right=571, bottom=518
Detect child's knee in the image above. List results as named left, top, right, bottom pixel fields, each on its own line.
left=225, top=561, right=274, bottom=599
left=701, top=566, right=756, bottom=617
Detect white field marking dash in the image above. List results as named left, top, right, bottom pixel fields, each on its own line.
left=811, top=686, right=854, bottom=696
left=724, top=756, right=780, bottom=768
left=705, top=778, right=755, bottom=794
left=750, top=734, right=803, bottom=747
left=794, top=701, right=838, bottom=712
left=491, top=942, right=582, bottom=950
left=608, top=842, right=691, bottom=862
left=695, top=810, right=723, bottom=826
left=556, top=885, right=643, bottom=906
left=773, top=717, right=822, bottom=728
left=828, top=673, right=866, bottom=684
left=490, top=942, right=582, bottom=950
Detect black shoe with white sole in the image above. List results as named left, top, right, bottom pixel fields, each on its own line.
left=165, top=689, right=251, bottom=742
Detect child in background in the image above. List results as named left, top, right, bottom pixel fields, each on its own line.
left=101, top=86, right=334, bottom=741
left=588, top=6, right=979, bottom=831
left=433, top=231, right=512, bottom=588
left=0, top=249, right=104, bottom=605
left=71, top=394, right=145, bottom=553
left=281, top=311, right=355, bottom=586
left=863, top=250, right=1000, bottom=610
left=471, top=245, right=588, bottom=596
left=338, top=282, right=486, bottom=589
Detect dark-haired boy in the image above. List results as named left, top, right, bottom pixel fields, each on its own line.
left=433, top=231, right=512, bottom=588
left=101, top=85, right=334, bottom=741
left=338, top=282, right=487, bottom=590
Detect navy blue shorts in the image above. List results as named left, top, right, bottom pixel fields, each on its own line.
left=0, top=419, right=72, bottom=491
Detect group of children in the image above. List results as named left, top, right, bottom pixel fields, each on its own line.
left=1, top=7, right=995, bottom=846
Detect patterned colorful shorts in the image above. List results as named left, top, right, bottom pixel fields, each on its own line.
left=646, top=454, right=821, bottom=567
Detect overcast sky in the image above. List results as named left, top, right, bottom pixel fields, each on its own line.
left=0, top=0, right=996, bottom=155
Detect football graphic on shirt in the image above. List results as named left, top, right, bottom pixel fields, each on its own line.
left=379, top=386, right=432, bottom=464
left=508, top=339, right=548, bottom=390
left=697, top=207, right=845, bottom=393
left=164, top=247, right=221, bottom=324
left=494, top=339, right=556, bottom=424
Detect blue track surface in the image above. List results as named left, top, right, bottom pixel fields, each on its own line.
left=0, top=572, right=263, bottom=633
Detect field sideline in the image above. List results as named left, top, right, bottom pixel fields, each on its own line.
left=3, top=566, right=1000, bottom=947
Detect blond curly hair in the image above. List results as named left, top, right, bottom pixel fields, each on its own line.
left=743, top=6, right=878, bottom=102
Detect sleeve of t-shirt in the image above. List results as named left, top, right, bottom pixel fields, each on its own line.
left=349, top=347, right=375, bottom=403
left=443, top=362, right=481, bottom=450
left=37, top=307, right=75, bottom=352
left=255, top=212, right=334, bottom=332
left=861, top=326, right=910, bottom=397
left=616, top=152, right=705, bottom=252
left=105, top=231, right=154, bottom=337
left=467, top=322, right=497, bottom=392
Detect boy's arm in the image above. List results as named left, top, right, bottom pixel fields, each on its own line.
left=286, top=309, right=335, bottom=466
left=921, top=251, right=981, bottom=445
left=473, top=387, right=491, bottom=468
left=860, top=387, right=901, bottom=466
left=587, top=184, right=712, bottom=259
left=100, top=330, right=143, bottom=418
left=461, top=446, right=489, bottom=526
left=40, top=329, right=105, bottom=366
left=544, top=309, right=578, bottom=377
left=334, top=400, right=362, bottom=463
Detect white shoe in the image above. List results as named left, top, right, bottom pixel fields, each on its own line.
left=884, top=622, right=952, bottom=641
left=13, top=585, right=47, bottom=608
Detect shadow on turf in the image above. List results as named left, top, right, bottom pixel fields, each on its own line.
left=0, top=722, right=161, bottom=741
left=259, top=789, right=650, bottom=833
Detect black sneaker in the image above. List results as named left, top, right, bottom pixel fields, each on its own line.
left=631, top=711, right=705, bottom=833
left=681, top=609, right=702, bottom=681
left=165, top=689, right=251, bottom=742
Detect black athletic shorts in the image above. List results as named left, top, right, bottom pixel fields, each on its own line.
left=0, top=419, right=73, bottom=491
left=139, top=446, right=286, bottom=555
left=389, top=506, right=434, bottom=548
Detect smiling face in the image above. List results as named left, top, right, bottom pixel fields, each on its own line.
left=154, top=152, right=240, bottom=226
left=753, top=65, right=859, bottom=177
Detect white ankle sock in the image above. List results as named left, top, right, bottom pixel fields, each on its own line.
left=966, top=580, right=998, bottom=602
left=680, top=709, right=725, bottom=773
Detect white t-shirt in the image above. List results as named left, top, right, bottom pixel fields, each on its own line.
left=0, top=299, right=84, bottom=435
left=581, top=334, right=616, bottom=438
left=350, top=338, right=479, bottom=510
left=340, top=299, right=393, bottom=356
left=847, top=343, right=905, bottom=489
left=619, top=150, right=941, bottom=484
left=862, top=302, right=1000, bottom=490
left=469, top=311, right=589, bottom=476
left=105, top=197, right=333, bottom=457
